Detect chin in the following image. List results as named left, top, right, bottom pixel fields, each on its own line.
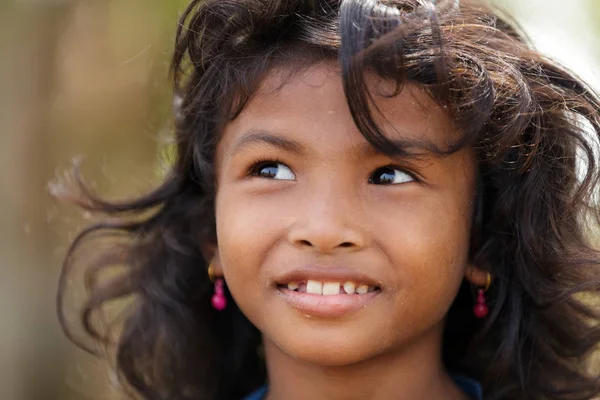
left=291, top=346, right=373, bottom=367
left=268, top=327, right=390, bottom=368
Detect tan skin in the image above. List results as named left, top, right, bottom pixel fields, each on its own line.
left=211, top=62, right=489, bottom=400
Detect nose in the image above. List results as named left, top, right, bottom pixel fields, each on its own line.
left=287, top=187, right=367, bottom=253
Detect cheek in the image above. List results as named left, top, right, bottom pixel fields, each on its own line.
left=216, top=190, right=261, bottom=277
left=214, top=188, right=287, bottom=314
left=381, top=192, right=472, bottom=318
left=215, top=198, right=260, bottom=322
left=405, top=209, right=470, bottom=274
left=216, top=188, right=288, bottom=261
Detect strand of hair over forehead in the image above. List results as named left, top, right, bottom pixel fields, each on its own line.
left=338, top=0, right=462, bottom=157
left=338, top=0, right=460, bottom=56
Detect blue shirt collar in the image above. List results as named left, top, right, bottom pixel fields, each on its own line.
left=243, top=375, right=482, bottom=400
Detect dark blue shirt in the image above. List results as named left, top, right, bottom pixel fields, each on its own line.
left=244, top=375, right=482, bottom=400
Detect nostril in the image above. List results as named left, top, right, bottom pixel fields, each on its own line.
left=297, top=240, right=355, bottom=248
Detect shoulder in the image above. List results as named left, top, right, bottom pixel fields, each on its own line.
left=243, top=386, right=267, bottom=400
left=453, top=375, right=483, bottom=400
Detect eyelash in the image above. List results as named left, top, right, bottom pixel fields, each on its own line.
left=247, top=157, right=288, bottom=177
left=370, top=164, right=420, bottom=184
left=246, top=159, right=419, bottom=184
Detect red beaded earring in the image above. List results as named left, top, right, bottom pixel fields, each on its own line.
left=208, top=263, right=227, bottom=311
left=473, top=272, right=491, bottom=318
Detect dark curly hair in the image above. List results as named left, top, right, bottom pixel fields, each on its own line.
left=55, top=0, right=600, bottom=399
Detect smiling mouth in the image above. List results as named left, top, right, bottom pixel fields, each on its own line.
left=277, top=280, right=380, bottom=295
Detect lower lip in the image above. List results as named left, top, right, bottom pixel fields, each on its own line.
left=277, top=288, right=380, bottom=318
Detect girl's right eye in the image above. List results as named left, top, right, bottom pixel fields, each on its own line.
left=250, top=162, right=296, bottom=180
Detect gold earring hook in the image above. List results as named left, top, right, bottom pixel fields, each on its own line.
left=208, top=263, right=216, bottom=282
left=484, top=272, right=492, bottom=292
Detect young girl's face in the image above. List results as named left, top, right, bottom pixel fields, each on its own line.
left=214, top=62, right=477, bottom=366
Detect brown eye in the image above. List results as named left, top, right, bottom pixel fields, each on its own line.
left=369, top=167, right=414, bottom=185
left=252, top=162, right=296, bottom=180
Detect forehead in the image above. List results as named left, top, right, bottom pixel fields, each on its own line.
left=220, top=62, right=458, bottom=150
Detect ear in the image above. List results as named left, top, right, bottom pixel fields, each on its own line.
left=464, top=264, right=489, bottom=288
left=201, top=242, right=224, bottom=277
left=211, top=250, right=224, bottom=277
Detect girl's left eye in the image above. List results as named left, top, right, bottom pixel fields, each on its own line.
left=369, top=167, right=414, bottom=185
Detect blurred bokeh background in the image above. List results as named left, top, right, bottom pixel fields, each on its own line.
left=0, top=0, right=598, bottom=399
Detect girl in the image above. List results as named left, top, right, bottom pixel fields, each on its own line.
left=55, top=0, right=600, bottom=399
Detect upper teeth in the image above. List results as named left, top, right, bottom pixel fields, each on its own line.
left=306, top=280, right=323, bottom=294
left=289, top=280, right=376, bottom=295
left=343, top=282, right=356, bottom=294
left=322, top=282, right=339, bottom=295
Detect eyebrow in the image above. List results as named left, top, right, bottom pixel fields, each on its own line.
left=230, top=130, right=305, bottom=157
left=229, top=129, right=445, bottom=159
left=357, top=136, right=446, bottom=159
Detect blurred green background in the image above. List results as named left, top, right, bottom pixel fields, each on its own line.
left=0, top=1, right=598, bottom=399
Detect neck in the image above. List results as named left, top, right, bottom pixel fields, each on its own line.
left=263, top=322, right=467, bottom=400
